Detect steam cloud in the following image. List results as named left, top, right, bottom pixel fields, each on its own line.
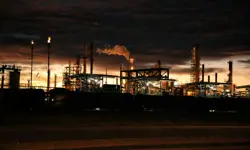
left=96, top=45, right=130, bottom=60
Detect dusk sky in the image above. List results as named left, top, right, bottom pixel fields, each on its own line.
left=0, top=0, right=250, bottom=87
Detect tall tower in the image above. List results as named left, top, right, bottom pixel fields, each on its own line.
left=227, top=61, right=233, bottom=83
left=190, top=45, right=200, bottom=83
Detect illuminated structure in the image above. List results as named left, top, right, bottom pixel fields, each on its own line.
left=120, top=60, right=176, bottom=95
left=63, top=42, right=119, bottom=92
left=183, top=45, right=234, bottom=97
left=190, top=45, right=200, bottom=83
left=185, top=62, right=234, bottom=97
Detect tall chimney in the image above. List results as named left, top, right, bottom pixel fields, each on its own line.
left=76, top=56, right=80, bottom=74
left=90, top=42, right=94, bottom=74
left=83, top=57, right=87, bottom=74
left=69, top=60, right=71, bottom=75
left=201, top=64, right=204, bottom=82
left=54, top=74, right=57, bottom=88
left=83, top=44, right=87, bottom=74
left=157, top=60, right=161, bottom=68
left=208, top=75, right=210, bottom=83
left=228, top=61, right=233, bottom=83
left=215, top=73, right=217, bottom=83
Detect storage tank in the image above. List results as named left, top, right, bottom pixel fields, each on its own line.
left=9, top=70, right=20, bottom=89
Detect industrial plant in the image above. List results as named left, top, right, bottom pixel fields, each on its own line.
left=56, top=43, right=238, bottom=98
left=0, top=39, right=250, bottom=116
left=0, top=41, right=247, bottom=98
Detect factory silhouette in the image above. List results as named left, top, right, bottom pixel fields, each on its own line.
left=0, top=38, right=250, bottom=118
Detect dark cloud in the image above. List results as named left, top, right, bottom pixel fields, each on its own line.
left=171, top=67, right=226, bottom=74
left=238, top=59, right=250, bottom=69
left=0, top=0, right=249, bottom=69
left=238, top=59, right=250, bottom=64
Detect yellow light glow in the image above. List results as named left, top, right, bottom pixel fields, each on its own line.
left=129, top=58, right=134, bottom=64
left=47, top=36, right=51, bottom=43
left=31, top=40, right=34, bottom=45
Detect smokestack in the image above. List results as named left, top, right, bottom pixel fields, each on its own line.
left=83, top=57, right=86, bottom=74
left=215, top=73, right=217, bottom=83
left=157, top=60, right=161, bottom=68
left=83, top=44, right=87, bottom=74
left=120, top=63, right=124, bottom=70
left=129, top=55, right=135, bottom=70
left=54, top=74, right=57, bottom=88
left=228, top=61, right=233, bottom=83
left=76, top=56, right=80, bottom=74
left=69, top=60, right=71, bottom=75
left=208, top=75, right=210, bottom=83
left=90, top=42, right=94, bottom=74
left=201, top=64, right=204, bottom=82
left=105, top=67, right=107, bottom=84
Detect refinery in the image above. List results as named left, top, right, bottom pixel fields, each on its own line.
left=0, top=38, right=250, bottom=114
left=0, top=41, right=247, bottom=97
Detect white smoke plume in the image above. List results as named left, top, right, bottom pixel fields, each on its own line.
left=96, top=45, right=130, bottom=60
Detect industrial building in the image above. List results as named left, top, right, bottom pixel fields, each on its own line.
left=63, top=42, right=119, bottom=92
left=185, top=45, right=235, bottom=97
left=120, top=60, right=176, bottom=95
left=61, top=43, right=238, bottom=97
left=0, top=65, right=21, bottom=89
left=62, top=42, right=178, bottom=95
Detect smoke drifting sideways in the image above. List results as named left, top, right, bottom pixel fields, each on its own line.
left=96, top=45, right=130, bottom=60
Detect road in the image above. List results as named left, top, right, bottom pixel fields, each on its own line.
left=0, top=125, right=250, bottom=150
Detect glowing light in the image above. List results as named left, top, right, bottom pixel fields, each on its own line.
left=174, top=81, right=179, bottom=86
left=129, top=58, right=134, bottom=64
left=31, top=40, right=34, bottom=45
left=47, top=36, right=51, bottom=43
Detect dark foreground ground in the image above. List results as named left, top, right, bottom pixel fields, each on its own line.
left=0, top=112, right=250, bottom=150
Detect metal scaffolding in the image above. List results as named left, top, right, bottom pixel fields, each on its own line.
left=120, top=66, right=176, bottom=95
left=69, top=73, right=118, bottom=92
left=190, top=46, right=200, bottom=83
left=63, top=62, right=75, bottom=90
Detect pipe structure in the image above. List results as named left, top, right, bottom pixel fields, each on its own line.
left=90, top=42, right=94, bottom=74
left=30, top=40, right=34, bottom=88
left=201, top=64, right=204, bottom=82
left=47, top=36, right=51, bottom=92
left=208, top=75, right=210, bottom=83
left=215, top=73, right=217, bottom=83
left=228, top=61, right=233, bottom=83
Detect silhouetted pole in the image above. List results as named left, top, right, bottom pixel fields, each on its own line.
left=47, top=36, right=51, bottom=93
left=54, top=74, right=57, bottom=89
left=0, top=65, right=5, bottom=104
left=30, top=40, right=34, bottom=88
left=90, top=42, right=94, bottom=74
left=1, top=65, right=5, bottom=90
left=105, top=67, right=107, bottom=84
